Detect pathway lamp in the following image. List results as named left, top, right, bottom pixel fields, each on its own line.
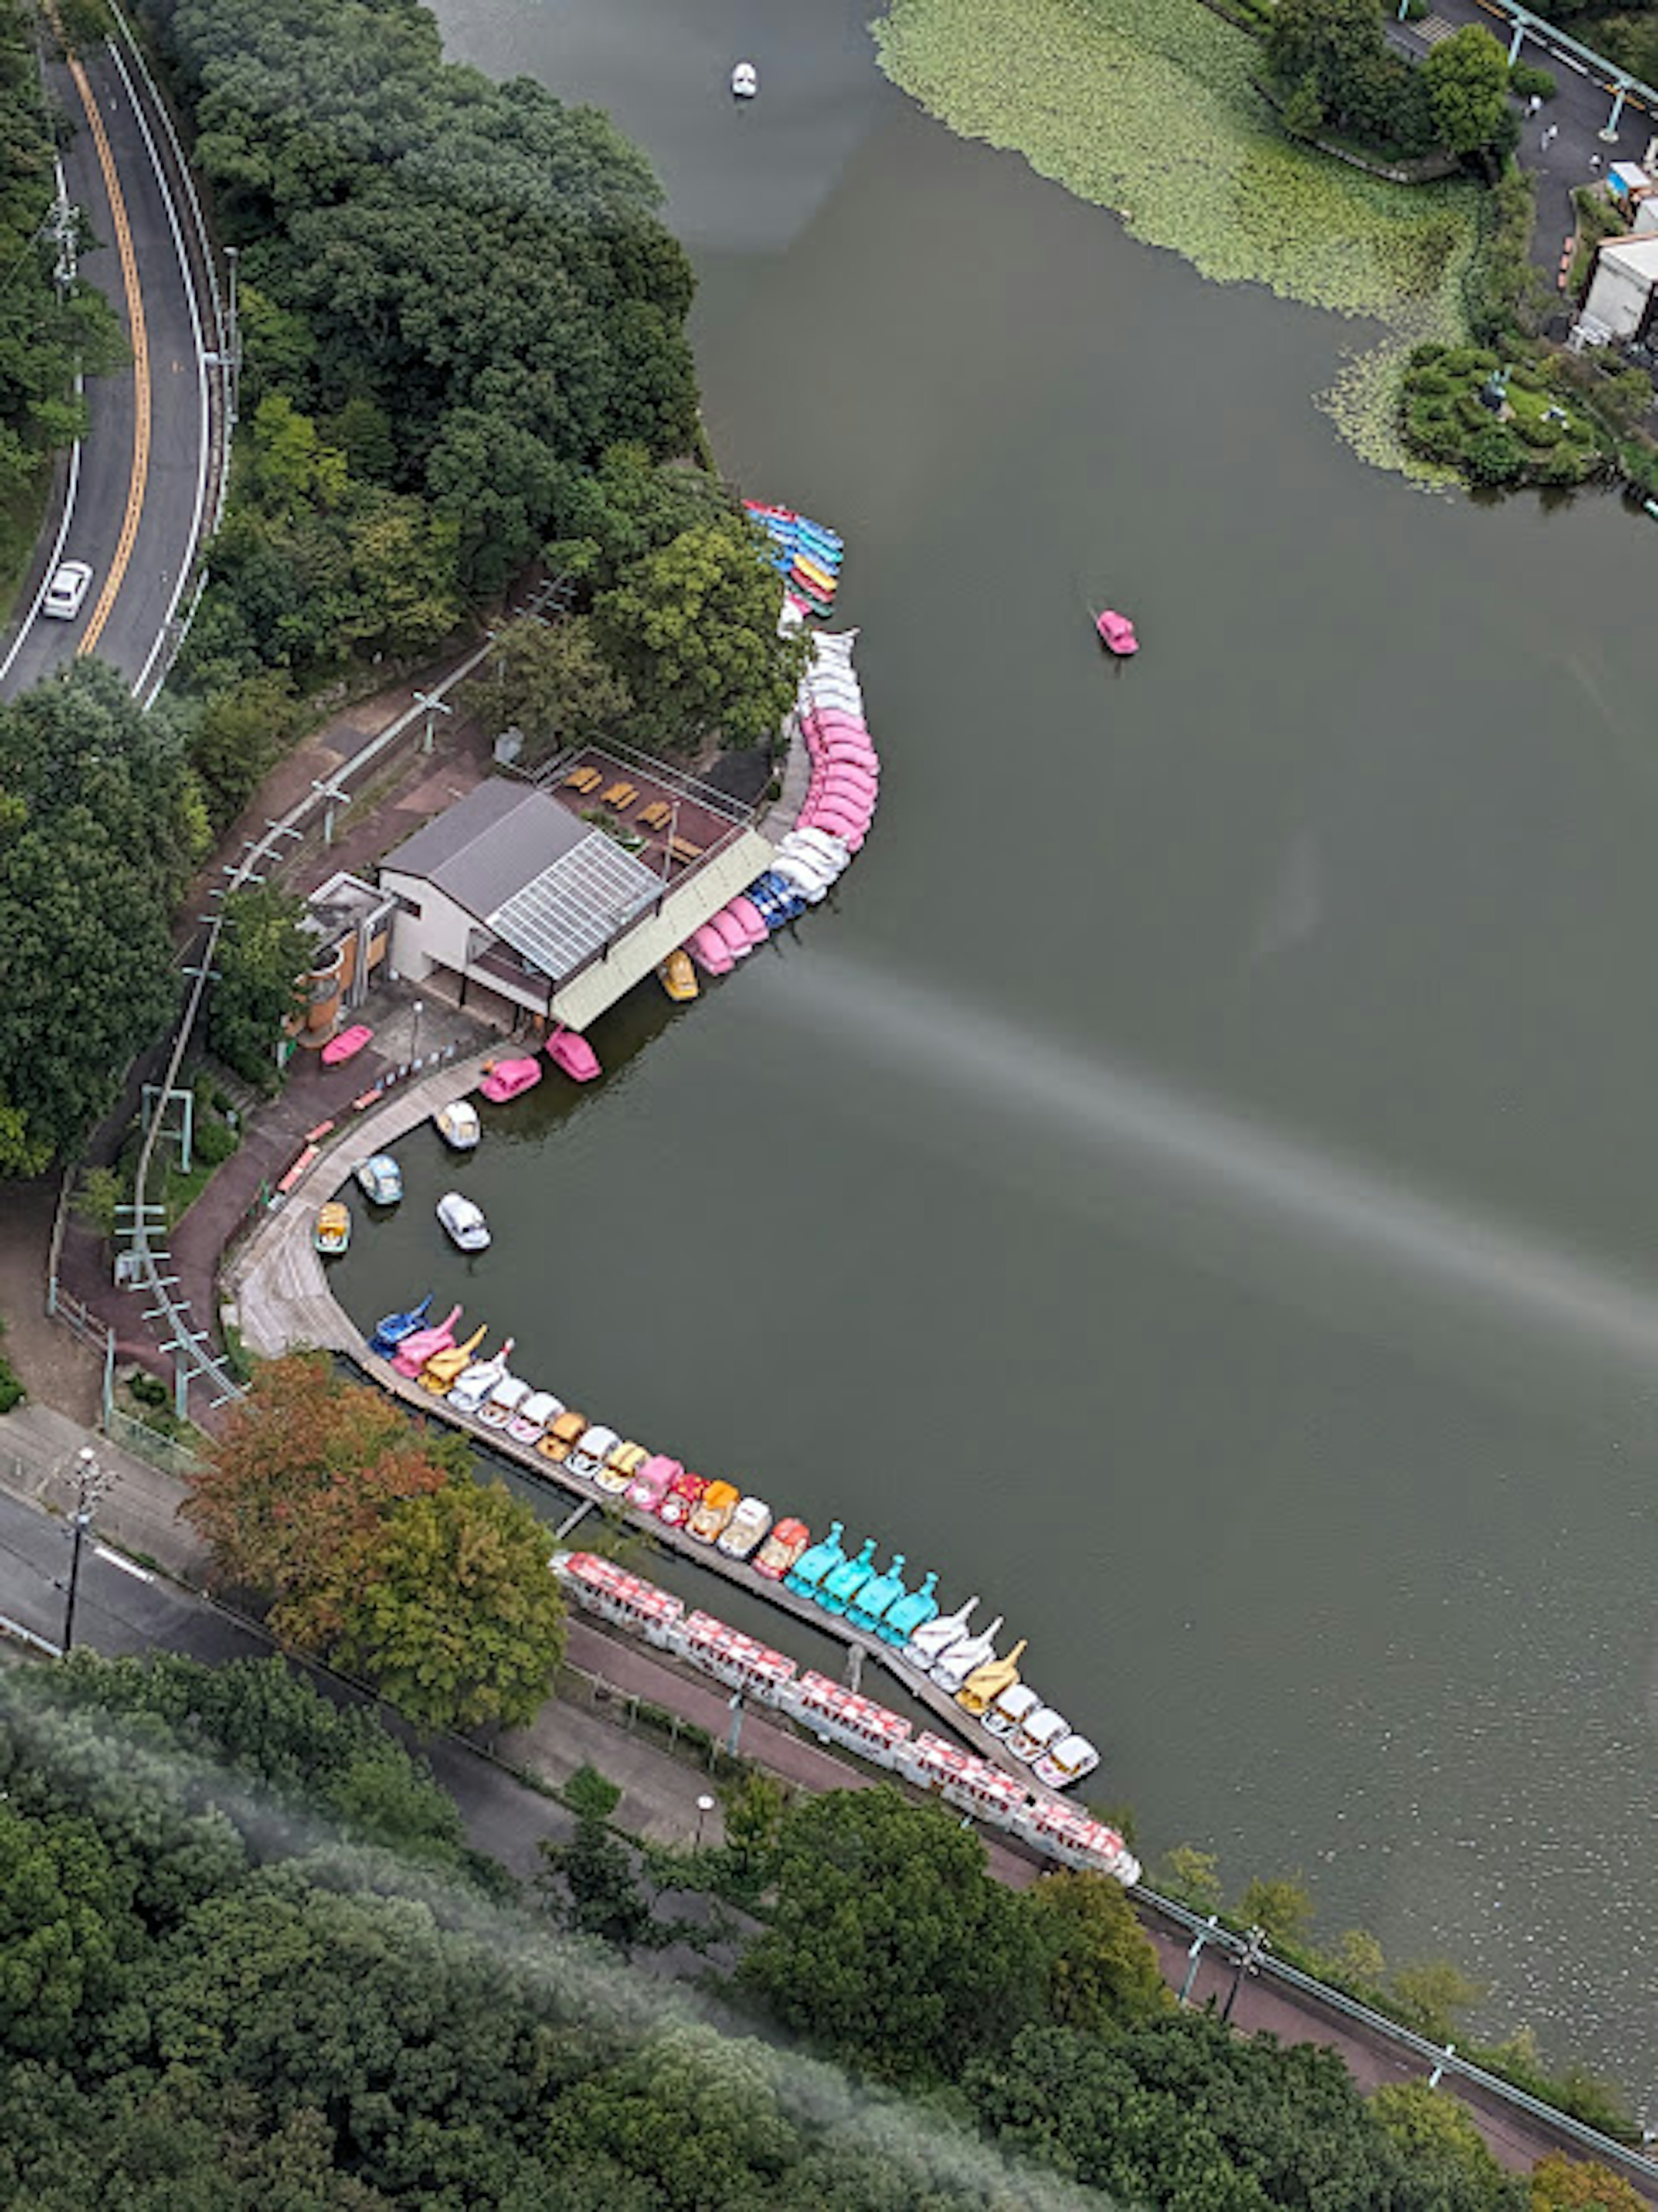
left=61, top=1445, right=112, bottom=1654
left=1220, top=1924, right=1269, bottom=2025
left=694, top=1792, right=715, bottom=1848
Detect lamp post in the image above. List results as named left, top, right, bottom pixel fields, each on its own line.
left=62, top=1445, right=110, bottom=1654
left=410, top=997, right=424, bottom=1072
left=1220, top=1925, right=1269, bottom=2026
left=694, top=1792, right=715, bottom=1848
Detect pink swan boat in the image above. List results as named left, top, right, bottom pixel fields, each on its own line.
left=712, top=910, right=753, bottom=957
left=392, top=1303, right=461, bottom=1377
left=687, top=926, right=734, bottom=975
left=478, top=1056, right=542, bottom=1104
left=726, top=896, right=768, bottom=943
left=1095, top=608, right=1138, bottom=656
left=546, top=1028, right=601, bottom=1082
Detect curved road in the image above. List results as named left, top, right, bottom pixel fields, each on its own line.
left=0, top=24, right=215, bottom=703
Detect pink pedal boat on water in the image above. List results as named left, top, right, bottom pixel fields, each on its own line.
left=1095, top=608, right=1139, bottom=657
left=545, top=1028, right=601, bottom=1083
left=478, top=1056, right=542, bottom=1104
left=392, top=1304, right=461, bottom=1377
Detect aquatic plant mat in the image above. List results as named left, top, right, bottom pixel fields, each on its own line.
left=874, top=0, right=1484, bottom=475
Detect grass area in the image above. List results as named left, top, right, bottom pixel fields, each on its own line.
left=0, top=457, right=52, bottom=629
left=874, top=0, right=1485, bottom=474
left=1399, top=345, right=1604, bottom=484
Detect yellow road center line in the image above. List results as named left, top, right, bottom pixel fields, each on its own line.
left=66, top=47, right=149, bottom=660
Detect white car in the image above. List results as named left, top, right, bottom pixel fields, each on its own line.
left=43, top=560, right=92, bottom=620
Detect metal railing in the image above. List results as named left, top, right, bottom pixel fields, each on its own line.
left=1136, top=1887, right=1658, bottom=2186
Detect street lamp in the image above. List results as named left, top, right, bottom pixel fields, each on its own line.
left=1220, top=1925, right=1269, bottom=2025
left=694, top=1792, right=715, bottom=1848
left=410, top=998, right=423, bottom=1071
left=62, top=1445, right=109, bottom=1654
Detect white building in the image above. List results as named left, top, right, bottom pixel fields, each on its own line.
left=378, top=776, right=776, bottom=1032
left=1582, top=234, right=1658, bottom=342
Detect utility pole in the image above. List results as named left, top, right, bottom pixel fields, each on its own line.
left=61, top=1445, right=112, bottom=1654
left=224, top=244, right=240, bottom=431
left=412, top=689, right=452, bottom=756
left=1220, top=1925, right=1269, bottom=2025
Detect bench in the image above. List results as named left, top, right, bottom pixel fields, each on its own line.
left=600, top=780, right=638, bottom=809
left=562, top=766, right=602, bottom=794
left=636, top=801, right=671, bottom=831
left=669, top=834, right=705, bottom=864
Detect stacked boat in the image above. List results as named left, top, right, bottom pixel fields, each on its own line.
left=551, top=1549, right=1141, bottom=1887
left=744, top=499, right=844, bottom=620
left=365, top=1294, right=1098, bottom=1794
left=684, top=629, right=877, bottom=979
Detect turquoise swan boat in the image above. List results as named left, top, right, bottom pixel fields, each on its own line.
left=847, top=1552, right=907, bottom=1633
left=817, top=1537, right=877, bottom=1617
left=879, top=1568, right=938, bottom=1648
left=785, top=1519, right=845, bottom=1598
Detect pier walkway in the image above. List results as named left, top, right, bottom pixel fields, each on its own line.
left=225, top=1084, right=1032, bottom=1775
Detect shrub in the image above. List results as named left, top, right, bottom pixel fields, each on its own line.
left=1405, top=366, right=1452, bottom=396
left=1465, top=426, right=1525, bottom=485
left=0, top=1356, right=22, bottom=1415
left=1509, top=60, right=1556, bottom=101
left=191, top=1114, right=238, bottom=1169
left=562, top=1765, right=623, bottom=1821
left=1516, top=415, right=1561, bottom=448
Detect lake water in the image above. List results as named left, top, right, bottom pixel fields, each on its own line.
left=345, top=0, right=1658, bottom=2088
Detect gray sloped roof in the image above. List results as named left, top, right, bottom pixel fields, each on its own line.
left=380, top=780, right=588, bottom=920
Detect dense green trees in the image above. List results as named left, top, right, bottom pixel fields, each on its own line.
left=331, top=1477, right=567, bottom=1732
left=0, top=1661, right=1627, bottom=2209
left=0, top=1, right=122, bottom=529
left=1422, top=27, right=1520, bottom=163
left=593, top=514, right=810, bottom=752
left=135, top=0, right=702, bottom=688
left=185, top=1355, right=564, bottom=1731
left=207, top=883, right=312, bottom=1087
left=0, top=662, right=206, bottom=1174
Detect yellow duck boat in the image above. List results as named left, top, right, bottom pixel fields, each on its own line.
left=657, top=949, right=699, bottom=1003
left=418, top=1323, right=489, bottom=1393
left=955, top=1637, right=1028, bottom=1718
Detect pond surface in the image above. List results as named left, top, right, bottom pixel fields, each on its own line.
left=345, top=0, right=1658, bottom=2085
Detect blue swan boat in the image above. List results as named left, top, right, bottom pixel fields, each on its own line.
left=368, top=1292, right=432, bottom=1356
left=847, top=1552, right=907, bottom=1633
left=817, top=1538, right=877, bottom=1617
left=880, top=1570, right=940, bottom=1648
left=785, top=1520, right=845, bottom=1598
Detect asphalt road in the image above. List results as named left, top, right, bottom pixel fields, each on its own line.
left=1405, top=0, right=1655, bottom=278
left=0, top=28, right=212, bottom=703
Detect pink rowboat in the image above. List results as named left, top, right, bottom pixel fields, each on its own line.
left=392, top=1304, right=461, bottom=1377
left=478, top=1056, right=542, bottom=1104
left=321, top=1023, right=374, bottom=1066
left=546, top=1029, right=601, bottom=1083
left=1095, top=608, right=1139, bottom=656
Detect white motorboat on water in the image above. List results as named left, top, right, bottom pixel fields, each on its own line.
left=567, top=1423, right=621, bottom=1481
left=437, top=1190, right=490, bottom=1252
left=434, top=1099, right=481, bottom=1151
left=506, top=1389, right=563, bottom=1448
left=477, top=1374, right=531, bottom=1430
left=731, top=60, right=757, bottom=98
left=1034, top=1733, right=1100, bottom=1792
left=900, top=1596, right=978, bottom=1672
left=1008, top=1705, right=1070, bottom=1766
left=355, top=1153, right=403, bottom=1206
left=930, top=1615, right=1004, bottom=1695
left=982, top=1682, right=1041, bottom=1741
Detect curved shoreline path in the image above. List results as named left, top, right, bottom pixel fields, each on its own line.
left=225, top=1087, right=1038, bottom=1778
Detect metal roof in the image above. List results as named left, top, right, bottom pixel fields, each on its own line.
left=487, top=831, right=662, bottom=983
left=381, top=781, right=588, bottom=920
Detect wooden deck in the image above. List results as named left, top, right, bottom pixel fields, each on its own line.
left=225, top=1071, right=1036, bottom=1774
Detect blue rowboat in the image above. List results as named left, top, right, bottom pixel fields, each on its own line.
left=368, top=1292, right=432, bottom=1355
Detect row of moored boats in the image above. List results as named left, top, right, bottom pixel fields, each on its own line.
left=686, top=625, right=877, bottom=976
left=554, top=1549, right=1140, bottom=1886
left=364, top=1293, right=1100, bottom=1794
